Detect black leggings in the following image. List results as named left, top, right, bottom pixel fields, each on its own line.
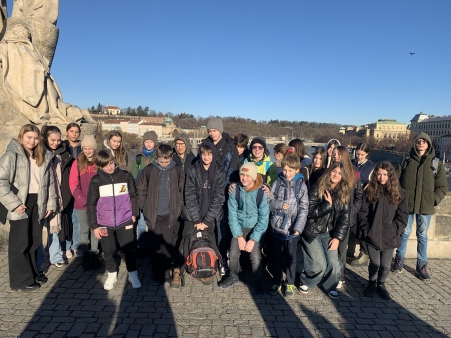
left=367, top=245, right=394, bottom=283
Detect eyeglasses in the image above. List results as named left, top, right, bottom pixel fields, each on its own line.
left=415, top=139, right=427, bottom=144
left=252, top=145, right=264, bottom=151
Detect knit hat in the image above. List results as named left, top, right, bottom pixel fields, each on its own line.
left=206, top=117, right=224, bottom=133
left=240, top=162, right=257, bottom=181
left=81, top=135, right=97, bottom=150
left=249, top=136, right=267, bottom=152
left=143, top=130, right=158, bottom=145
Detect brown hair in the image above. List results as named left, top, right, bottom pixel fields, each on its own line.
left=41, top=125, right=62, bottom=150
left=281, top=154, right=301, bottom=171
left=333, top=146, right=356, bottom=188
left=233, top=133, right=249, bottom=148
left=309, top=148, right=327, bottom=174
left=18, top=124, right=45, bottom=166
left=317, top=162, right=351, bottom=205
left=288, top=138, right=307, bottom=158
left=66, top=122, right=81, bottom=132
left=156, top=144, right=173, bottom=159
left=106, top=130, right=126, bottom=167
left=199, top=144, right=213, bottom=155
left=355, top=142, right=371, bottom=155
left=78, top=148, right=97, bottom=172
left=274, top=143, right=288, bottom=156
left=366, top=161, right=402, bottom=206
left=94, top=149, right=115, bottom=168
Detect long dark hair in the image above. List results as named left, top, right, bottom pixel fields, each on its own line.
left=366, top=161, right=402, bottom=206
left=41, top=125, right=62, bottom=151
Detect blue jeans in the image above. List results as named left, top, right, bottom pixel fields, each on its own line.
left=137, top=210, right=147, bottom=249
left=68, top=205, right=81, bottom=251
left=48, top=233, right=64, bottom=264
left=300, top=232, right=341, bottom=292
left=229, top=228, right=262, bottom=280
left=396, top=214, right=432, bottom=265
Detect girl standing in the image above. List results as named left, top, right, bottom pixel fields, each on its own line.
left=324, top=139, right=340, bottom=168
left=103, top=130, right=128, bottom=170
left=69, top=135, right=99, bottom=257
left=41, top=126, right=75, bottom=266
left=358, top=162, right=408, bottom=300
left=332, top=146, right=363, bottom=288
left=288, top=139, right=312, bottom=167
left=0, top=124, right=56, bottom=291
left=350, top=142, right=375, bottom=267
left=299, top=163, right=351, bottom=299
left=301, top=148, right=327, bottom=189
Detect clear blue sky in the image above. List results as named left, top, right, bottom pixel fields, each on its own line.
left=7, top=0, right=451, bottom=125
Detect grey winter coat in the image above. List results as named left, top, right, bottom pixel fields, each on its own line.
left=0, top=139, right=57, bottom=221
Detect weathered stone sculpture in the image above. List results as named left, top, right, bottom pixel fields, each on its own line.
left=0, top=0, right=95, bottom=128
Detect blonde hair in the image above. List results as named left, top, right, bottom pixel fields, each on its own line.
left=317, top=162, right=351, bottom=205
left=18, top=124, right=45, bottom=166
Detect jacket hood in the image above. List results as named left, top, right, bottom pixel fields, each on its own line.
left=53, top=142, right=68, bottom=156
left=151, top=158, right=176, bottom=171
left=6, top=138, right=26, bottom=156
left=103, top=139, right=112, bottom=152
left=324, top=139, right=341, bottom=150
left=198, top=140, right=217, bottom=165
left=413, top=132, right=433, bottom=157
left=278, top=172, right=304, bottom=184
left=174, top=132, right=192, bottom=154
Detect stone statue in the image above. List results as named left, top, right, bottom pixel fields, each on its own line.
left=0, top=0, right=95, bottom=125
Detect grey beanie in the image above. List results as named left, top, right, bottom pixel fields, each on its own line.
left=143, top=131, right=158, bottom=145
left=206, top=117, right=224, bottom=133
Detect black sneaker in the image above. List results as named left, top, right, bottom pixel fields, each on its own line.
left=376, top=282, right=391, bottom=300
left=416, top=263, right=431, bottom=281
left=392, top=257, right=404, bottom=273
left=363, top=281, right=376, bottom=298
left=219, top=275, right=239, bottom=289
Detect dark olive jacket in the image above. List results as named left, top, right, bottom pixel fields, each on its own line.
left=358, top=189, right=408, bottom=251
left=302, top=184, right=350, bottom=244
left=396, top=132, right=448, bottom=215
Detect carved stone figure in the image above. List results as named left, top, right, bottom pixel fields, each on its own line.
left=0, top=0, right=95, bottom=126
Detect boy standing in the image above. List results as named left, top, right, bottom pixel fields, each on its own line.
left=220, top=162, right=269, bottom=294
left=137, top=144, right=184, bottom=284
left=268, top=154, right=309, bottom=297
left=177, top=141, right=225, bottom=286
left=130, top=130, right=158, bottom=254
left=86, top=150, right=141, bottom=290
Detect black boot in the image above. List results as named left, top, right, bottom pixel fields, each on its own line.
left=376, top=281, right=391, bottom=300
left=363, top=281, right=376, bottom=297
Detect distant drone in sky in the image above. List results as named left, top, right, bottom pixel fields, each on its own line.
left=409, top=52, right=415, bottom=55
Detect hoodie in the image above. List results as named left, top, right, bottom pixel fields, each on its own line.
left=172, top=132, right=196, bottom=174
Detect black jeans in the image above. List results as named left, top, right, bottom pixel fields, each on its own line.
left=337, top=229, right=350, bottom=282
left=229, top=228, right=262, bottom=280
left=8, top=194, right=41, bottom=289
left=367, top=245, right=394, bottom=283
left=273, top=235, right=300, bottom=285
left=101, top=225, right=136, bottom=273
left=147, top=214, right=174, bottom=274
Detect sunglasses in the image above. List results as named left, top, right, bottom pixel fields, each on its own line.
left=252, top=145, right=264, bottom=151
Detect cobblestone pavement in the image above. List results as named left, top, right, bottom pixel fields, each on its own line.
left=0, top=245, right=450, bottom=338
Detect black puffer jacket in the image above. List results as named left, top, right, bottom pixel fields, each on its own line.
left=54, top=143, right=75, bottom=209
left=302, top=184, right=350, bottom=244
left=358, top=189, right=408, bottom=250
left=181, top=161, right=226, bottom=226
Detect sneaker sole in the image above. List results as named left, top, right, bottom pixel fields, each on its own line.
left=328, top=292, right=339, bottom=300
left=416, top=272, right=432, bottom=282
left=299, top=289, right=309, bottom=295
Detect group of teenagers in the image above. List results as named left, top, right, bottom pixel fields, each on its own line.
left=0, top=117, right=447, bottom=302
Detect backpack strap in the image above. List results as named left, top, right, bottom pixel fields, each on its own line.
left=235, top=185, right=265, bottom=208
left=135, top=153, right=143, bottom=168
left=400, top=154, right=410, bottom=171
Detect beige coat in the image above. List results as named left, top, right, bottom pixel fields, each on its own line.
left=0, top=139, right=56, bottom=221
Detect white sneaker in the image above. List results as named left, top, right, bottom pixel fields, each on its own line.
left=128, top=271, right=141, bottom=289
left=299, top=285, right=309, bottom=294
left=104, top=272, right=118, bottom=290
left=337, top=281, right=344, bottom=289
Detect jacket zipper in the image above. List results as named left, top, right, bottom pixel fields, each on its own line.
left=111, top=175, right=117, bottom=227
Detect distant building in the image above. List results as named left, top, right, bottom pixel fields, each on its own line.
left=364, top=119, right=409, bottom=140
left=101, top=119, right=122, bottom=132
left=138, top=122, right=163, bottom=138
left=104, top=105, right=121, bottom=115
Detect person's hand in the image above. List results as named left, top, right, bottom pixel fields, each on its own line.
left=328, top=238, right=339, bottom=251
left=262, top=185, right=270, bottom=196
left=324, top=190, right=333, bottom=205
left=282, top=203, right=289, bottom=210
left=132, top=216, right=136, bottom=223
left=245, top=240, right=255, bottom=253
left=195, top=223, right=208, bottom=230
left=15, top=204, right=27, bottom=215
left=228, top=183, right=236, bottom=195
left=293, top=231, right=300, bottom=236
left=93, top=228, right=103, bottom=240
left=237, top=236, right=246, bottom=251
left=44, top=210, right=52, bottom=219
